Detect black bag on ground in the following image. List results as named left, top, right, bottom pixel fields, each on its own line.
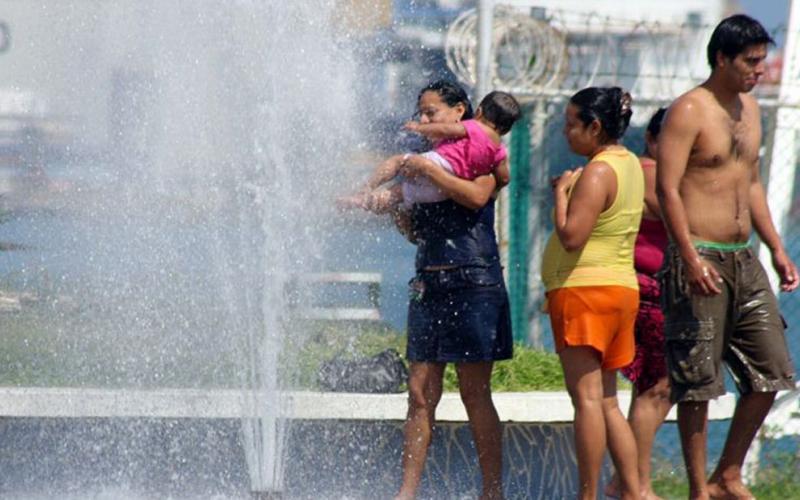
left=317, top=348, right=408, bottom=393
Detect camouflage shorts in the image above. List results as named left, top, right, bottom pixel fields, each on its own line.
left=660, top=245, right=795, bottom=402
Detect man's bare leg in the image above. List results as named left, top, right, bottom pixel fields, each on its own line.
left=678, top=401, right=710, bottom=500
left=395, top=362, right=446, bottom=500
left=707, top=391, right=776, bottom=500
left=455, top=362, right=503, bottom=500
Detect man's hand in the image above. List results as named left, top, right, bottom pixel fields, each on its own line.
left=684, top=255, right=723, bottom=296
left=772, top=248, right=799, bottom=292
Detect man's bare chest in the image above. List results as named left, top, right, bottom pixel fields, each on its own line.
left=689, top=118, right=759, bottom=168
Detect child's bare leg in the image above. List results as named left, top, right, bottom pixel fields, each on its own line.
left=336, top=191, right=370, bottom=210
left=366, top=154, right=405, bottom=190
left=365, top=184, right=403, bottom=214
left=336, top=155, right=405, bottom=210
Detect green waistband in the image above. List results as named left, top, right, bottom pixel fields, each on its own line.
left=693, top=240, right=750, bottom=251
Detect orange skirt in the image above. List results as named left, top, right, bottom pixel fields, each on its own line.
left=546, top=286, right=639, bottom=370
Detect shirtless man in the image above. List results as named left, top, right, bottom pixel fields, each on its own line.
left=657, top=14, right=797, bottom=500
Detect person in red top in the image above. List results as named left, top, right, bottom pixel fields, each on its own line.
left=606, top=107, right=671, bottom=500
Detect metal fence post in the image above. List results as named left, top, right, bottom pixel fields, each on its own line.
left=508, top=109, right=532, bottom=344
left=760, top=0, right=800, bottom=291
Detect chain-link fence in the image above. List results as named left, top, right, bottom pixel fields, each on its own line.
left=445, top=3, right=800, bottom=482
left=506, top=96, right=677, bottom=347
left=445, top=5, right=800, bottom=349
left=507, top=97, right=800, bottom=353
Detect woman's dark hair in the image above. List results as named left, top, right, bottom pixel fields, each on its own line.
left=418, top=80, right=474, bottom=119
left=646, top=107, right=668, bottom=139
left=707, top=14, right=774, bottom=68
left=569, top=86, right=633, bottom=141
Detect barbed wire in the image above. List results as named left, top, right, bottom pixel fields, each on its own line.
left=445, top=6, right=568, bottom=96
left=445, top=6, right=786, bottom=101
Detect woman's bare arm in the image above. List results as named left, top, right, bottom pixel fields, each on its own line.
left=641, top=161, right=661, bottom=219
left=392, top=209, right=417, bottom=244
left=401, top=155, right=496, bottom=210
left=553, top=161, right=615, bottom=252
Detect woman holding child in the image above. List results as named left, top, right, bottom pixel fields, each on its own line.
left=391, top=80, right=519, bottom=500
left=541, top=86, right=644, bottom=500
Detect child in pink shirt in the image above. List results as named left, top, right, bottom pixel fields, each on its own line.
left=341, top=91, right=521, bottom=212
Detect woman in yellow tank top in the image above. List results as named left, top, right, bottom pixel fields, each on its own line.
left=541, top=87, right=644, bottom=500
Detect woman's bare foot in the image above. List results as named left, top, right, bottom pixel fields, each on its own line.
left=642, top=489, right=665, bottom=500
left=604, top=476, right=621, bottom=498
left=605, top=475, right=664, bottom=500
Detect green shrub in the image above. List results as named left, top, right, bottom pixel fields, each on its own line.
left=286, top=320, right=566, bottom=392
left=651, top=475, right=800, bottom=500
left=0, top=312, right=568, bottom=392
left=280, top=320, right=406, bottom=389
left=442, top=345, right=564, bottom=392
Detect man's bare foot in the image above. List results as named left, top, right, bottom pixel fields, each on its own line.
left=707, top=479, right=755, bottom=500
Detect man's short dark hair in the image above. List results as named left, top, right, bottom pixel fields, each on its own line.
left=707, top=14, right=774, bottom=68
left=478, top=91, right=521, bottom=135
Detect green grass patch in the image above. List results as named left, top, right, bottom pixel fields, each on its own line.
left=651, top=476, right=800, bottom=500
left=0, top=306, right=567, bottom=392
left=442, top=344, right=565, bottom=392
left=0, top=304, right=243, bottom=388
left=651, top=450, right=800, bottom=500
left=280, top=320, right=407, bottom=390
left=287, top=320, right=566, bottom=392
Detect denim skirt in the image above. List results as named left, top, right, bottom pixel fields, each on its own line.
left=406, top=266, right=513, bottom=363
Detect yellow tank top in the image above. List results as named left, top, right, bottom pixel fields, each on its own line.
left=541, top=148, right=644, bottom=292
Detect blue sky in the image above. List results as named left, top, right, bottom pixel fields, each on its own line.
left=740, top=0, right=790, bottom=45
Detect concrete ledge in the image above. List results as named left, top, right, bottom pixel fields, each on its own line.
left=0, top=387, right=737, bottom=422
left=286, top=390, right=736, bottom=422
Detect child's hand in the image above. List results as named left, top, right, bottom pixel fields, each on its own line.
left=493, top=160, right=510, bottom=189
left=399, top=154, right=426, bottom=179
left=403, top=121, right=421, bottom=133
